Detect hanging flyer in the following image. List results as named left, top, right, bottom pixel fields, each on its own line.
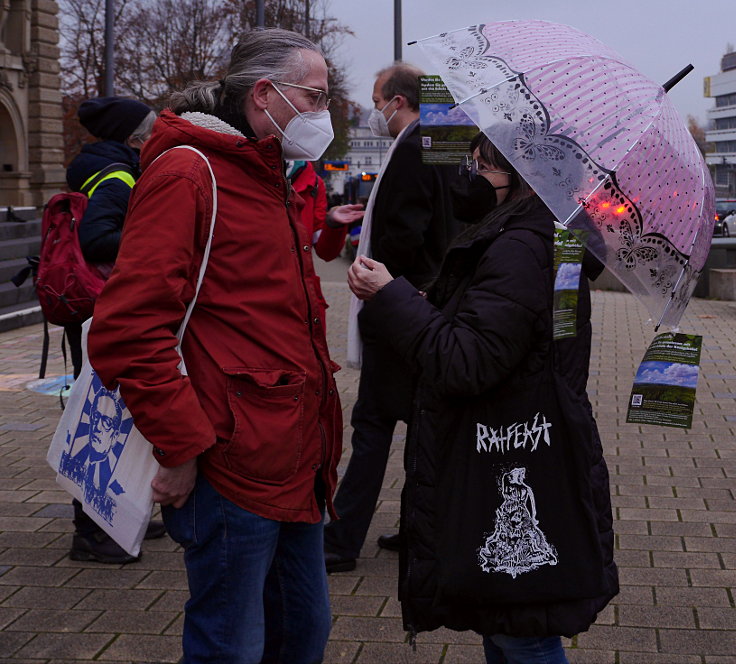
left=626, top=333, right=702, bottom=429
left=419, top=75, right=477, bottom=165
left=552, top=229, right=586, bottom=339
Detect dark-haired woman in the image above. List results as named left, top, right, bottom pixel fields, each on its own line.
left=348, top=133, right=618, bottom=664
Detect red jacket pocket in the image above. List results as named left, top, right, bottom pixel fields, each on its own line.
left=223, top=367, right=306, bottom=485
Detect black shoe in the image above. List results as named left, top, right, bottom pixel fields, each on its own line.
left=325, top=551, right=356, bottom=574
left=377, top=533, right=400, bottom=552
left=69, top=532, right=140, bottom=564
left=144, top=520, right=167, bottom=540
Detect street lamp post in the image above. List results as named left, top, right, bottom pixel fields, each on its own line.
left=305, top=0, right=311, bottom=38
left=104, top=0, right=114, bottom=95
left=256, top=0, right=265, bottom=28
left=394, top=0, right=402, bottom=62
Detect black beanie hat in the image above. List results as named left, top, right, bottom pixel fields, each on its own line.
left=78, top=96, right=152, bottom=143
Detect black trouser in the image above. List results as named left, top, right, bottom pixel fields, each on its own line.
left=64, top=321, right=103, bottom=538
left=324, top=340, right=412, bottom=559
left=63, top=322, right=84, bottom=380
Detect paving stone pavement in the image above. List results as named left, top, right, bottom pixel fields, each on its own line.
left=0, top=257, right=734, bottom=663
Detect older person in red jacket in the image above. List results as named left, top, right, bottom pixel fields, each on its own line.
left=88, top=29, right=342, bottom=664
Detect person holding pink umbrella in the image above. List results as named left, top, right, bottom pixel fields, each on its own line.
left=347, top=132, right=618, bottom=663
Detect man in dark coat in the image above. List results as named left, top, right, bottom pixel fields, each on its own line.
left=64, top=96, right=161, bottom=564
left=324, top=64, right=461, bottom=572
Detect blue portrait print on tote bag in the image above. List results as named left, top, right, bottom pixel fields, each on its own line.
left=58, top=373, right=134, bottom=523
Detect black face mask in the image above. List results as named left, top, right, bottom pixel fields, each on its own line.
left=450, top=175, right=507, bottom=222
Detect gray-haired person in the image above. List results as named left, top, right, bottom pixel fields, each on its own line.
left=86, top=29, right=343, bottom=663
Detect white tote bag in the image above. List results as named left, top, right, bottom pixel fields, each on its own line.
left=47, top=145, right=217, bottom=557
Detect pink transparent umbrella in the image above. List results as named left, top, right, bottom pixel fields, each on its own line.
left=415, top=20, right=715, bottom=328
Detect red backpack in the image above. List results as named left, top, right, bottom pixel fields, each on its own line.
left=35, top=163, right=133, bottom=325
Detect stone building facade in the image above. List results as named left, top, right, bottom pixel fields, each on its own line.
left=0, top=0, right=65, bottom=207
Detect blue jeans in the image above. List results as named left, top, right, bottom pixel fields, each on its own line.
left=483, top=634, right=569, bottom=664
left=163, top=475, right=331, bottom=664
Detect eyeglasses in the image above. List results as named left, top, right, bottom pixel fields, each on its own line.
left=272, top=80, right=331, bottom=111
left=458, top=154, right=510, bottom=180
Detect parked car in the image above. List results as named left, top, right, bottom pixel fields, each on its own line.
left=715, top=199, right=736, bottom=237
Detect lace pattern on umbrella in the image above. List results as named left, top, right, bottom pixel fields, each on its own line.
left=433, top=25, right=695, bottom=305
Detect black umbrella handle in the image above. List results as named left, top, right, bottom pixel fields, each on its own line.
left=662, top=65, right=694, bottom=92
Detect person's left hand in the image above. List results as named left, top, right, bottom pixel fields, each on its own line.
left=151, top=457, right=198, bottom=508
left=348, top=256, right=393, bottom=300
left=327, top=204, right=365, bottom=226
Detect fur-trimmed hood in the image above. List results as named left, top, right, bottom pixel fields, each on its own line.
left=140, top=109, right=282, bottom=172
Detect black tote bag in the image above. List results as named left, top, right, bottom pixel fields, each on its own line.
left=433, top=363, right=607, bottom=608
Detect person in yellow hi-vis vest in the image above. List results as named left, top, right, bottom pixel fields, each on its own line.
left=64, top=96, right=161, bottom=564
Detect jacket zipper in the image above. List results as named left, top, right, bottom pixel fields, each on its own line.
left=403, top=401, right=422, bottom=647
left=284, top=168, right=330, bottom=474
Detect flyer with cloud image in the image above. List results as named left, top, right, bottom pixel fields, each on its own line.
left=552, top=229, right=586, bottom=339
left=626, top=333, right=702, bottom=429
left=419, top=75, right=477, bottom=165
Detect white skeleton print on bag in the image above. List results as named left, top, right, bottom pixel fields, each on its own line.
left=478, top=467, right=558, bottom=578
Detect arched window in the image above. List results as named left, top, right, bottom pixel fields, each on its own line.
left=0, top=98, right=21, bottom=172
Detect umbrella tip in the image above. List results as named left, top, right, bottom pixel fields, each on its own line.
left=662, top=64, right=694, bottom=93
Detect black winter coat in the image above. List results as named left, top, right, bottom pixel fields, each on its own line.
left=359, top=197, right=618, bottom=638
left=370, top=121, right=461, bottom=289
left=66, top=140, right=140, bottom=264
left=361, top=120, right=462, bottom=420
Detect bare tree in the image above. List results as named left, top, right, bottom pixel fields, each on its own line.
left=57, top=0, right=355, bottom=159
left=58, top=0, right=132, bottom=98
left=687, top=114, right=712, bottom=156
left=116, top=0, right=232, bottom=106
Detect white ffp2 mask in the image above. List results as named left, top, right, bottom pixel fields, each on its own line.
left=367, top=97, right=398, bottom=137
left=266, top=85, right=334, bottom=161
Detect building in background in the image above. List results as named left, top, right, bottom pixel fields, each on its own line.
left=345, top=123, right=393, bottom=178
left=705, top=50, right=736, bottom=198
left=0, top=0, right=65, bottom=208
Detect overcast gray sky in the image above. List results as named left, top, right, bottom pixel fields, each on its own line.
left=328, top=0, right=736, bottom=125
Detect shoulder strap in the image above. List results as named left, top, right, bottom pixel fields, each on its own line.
left=150, top=145, right=218, bottom=373
left=79, top=162, right=136, bottom=197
